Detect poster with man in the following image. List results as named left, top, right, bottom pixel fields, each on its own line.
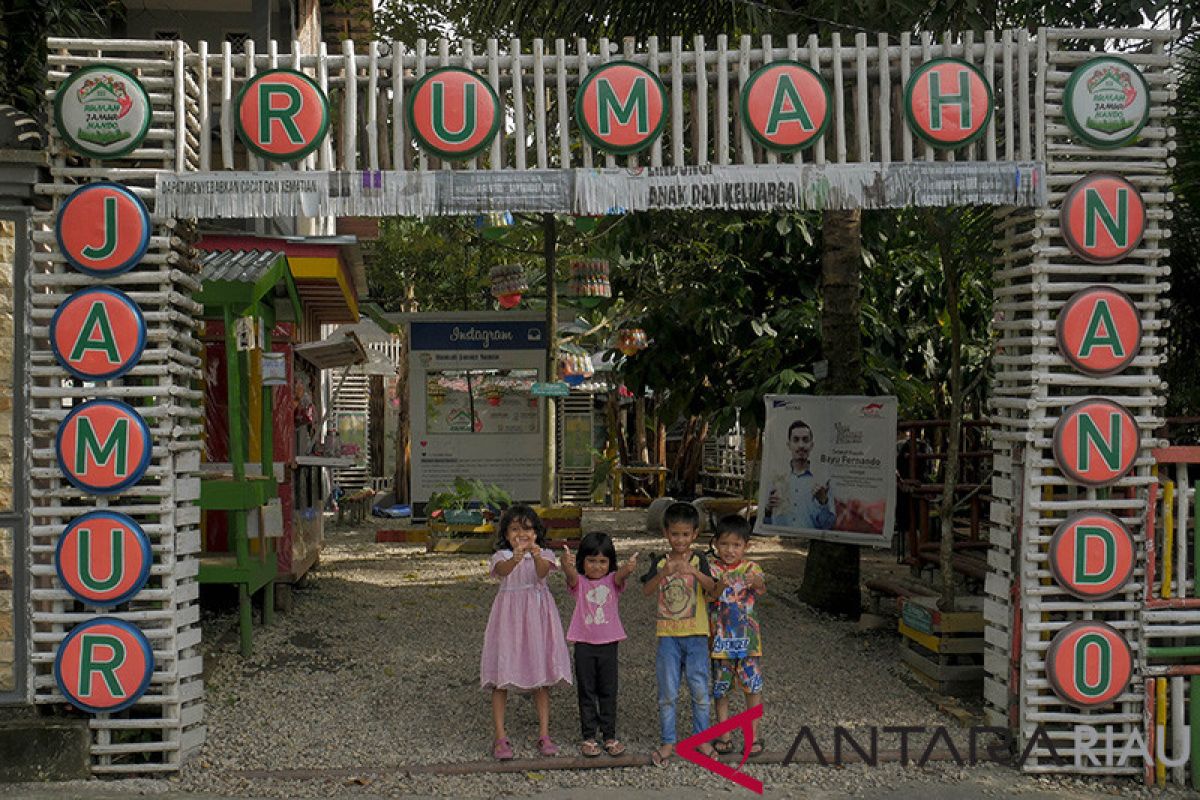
left=755, top=395, right=897, bottom=547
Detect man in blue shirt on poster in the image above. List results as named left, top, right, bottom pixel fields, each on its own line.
left=764, top=419, right=836, bottom=530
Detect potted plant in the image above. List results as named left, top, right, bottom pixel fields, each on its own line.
left=426, top=477, right=512, bottom=528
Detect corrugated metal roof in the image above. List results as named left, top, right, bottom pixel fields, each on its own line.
left=199, top=249, right=284, bottom=284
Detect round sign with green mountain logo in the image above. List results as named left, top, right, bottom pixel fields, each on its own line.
left=1064, top=56, right=1150, bottom=149
left=53, top=65, right=151, bottom=159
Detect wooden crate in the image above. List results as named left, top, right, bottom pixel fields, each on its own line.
left=898, top=595, right=985, bottom=697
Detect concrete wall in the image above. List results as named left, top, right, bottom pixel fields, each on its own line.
left=0, top=218, right=15, bottom=694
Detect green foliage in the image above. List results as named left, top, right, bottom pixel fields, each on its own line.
left=426, top=476, right=512, bottom=514
left=0, top=0, right=120, bottom=115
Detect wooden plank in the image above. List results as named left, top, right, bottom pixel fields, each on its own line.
left=624, top=36, right=639, bottom=169
left=342, top=39, right=357, bottom=171
left=532, top=38, right=547, bottom=169
left=367, top=40, right=379, bottom=171
left=899, top=32, right=912, bottom=162
left=670, top=36, right=683, bottom=166
left=808, top=34, right=825, bottom=165
left=716, top=34, right=729, bottom=165
left=599, top=37, right=615, bottom=168
left=788, top=33, right=802, bottom=165
left=391, top=41, right=405, bottom=170
left=855, top=32, right=869, bottom=162
left=831, top=33, right=847, bottom=163
left=920, top=31, right=934, bottom=162
left=1018, top=31, right=1031, bottom=160
left=1002, top=30, right=1015, bottom=162
left=738, top=35, right=752, bottom=165
left=317, top=41, right=332, bottom=170
left=579, top=37, right=593, bottom=168
left=877, top=32, right=890, bottom=165
left=762, top=34, right=776, bottom=165
left=555, top=38, right=570, bottom=168
left=648, top=36, right=663, bottom=167
left=511, top=38, right=527, bottom=170
left=198, top=40, right=210, bottom=171
left=220, top=41, right=233, bottom=169
left=983, top=30, right=997, bottom=162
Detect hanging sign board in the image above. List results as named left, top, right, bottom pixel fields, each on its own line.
left=1059, top=174, right=1146, bottom=264
left=1048, top=512, right=1136, bottom=601
left=55, top=399, right=153, bottom=495
left=530, top=381, right=570, bottom=397
left=54, top=618, right=155, bottom=714
left=262, top=351, right=288, bottom=386
left=904, top=58, right=992, bottom=149
left=56, top=182, right=151, bottom=277
left=576, top=61, right=668, bottom=155
left=53, top=65, right=151, bottom=159
left=1064, top=56, right=1150, bottom=149
left=236, top=69, right=330, bottom=162
left=741, top=61, right=831, bottom=153
left=755, top=395, right=897, bottom=547
left=55, top=511, right=152, bottom=607
left=1056, top=286, right=1141, bottom=376
left=235, top=316, right=258, bottom=351
left=1052, top=398, right=1140, bottom=487
left=1045, top=621, right=1133, bottom=709
left=50, top=287, right=147, bottom=382
left=406, top=67, right=501, bottom=159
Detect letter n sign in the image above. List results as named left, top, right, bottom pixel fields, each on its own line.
left=54, top=618, right=154, bottom=713
left=237, top=69, right=330, bottom=162
left=55, top=399, right=153, bottom=495
left=56, top=182, right=151, bottom=277
left=1048, top=512, right=1136, bottom=600
left=407, top=68, right=501, bottom=159
left=576, top=61, right=668, bottom=155
left=50, top=287, right=147, bottom=381
left=904, top=58, right=992, bottom=149
left=741, top=61, right=831, bottom=153
left=55, top=511, right=152, bottom=606
left=1052, top=399, right=1140, bottom=487
left=1060, top=174, right=1147, bottom=264
left=1045, top=621, right=1132, bottom=708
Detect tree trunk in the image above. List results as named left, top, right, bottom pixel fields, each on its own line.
left=541, top=213, right=558, bottom=507
left=394, top=288, right=413, bottom=504
left=797, top=209, right=864, bottom=620
left=935, top=218, right=963, bottom=612
left=634, top=394, right=649, bottom=463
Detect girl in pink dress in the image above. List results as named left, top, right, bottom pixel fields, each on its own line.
left=480, top=504, right=572, bottom=760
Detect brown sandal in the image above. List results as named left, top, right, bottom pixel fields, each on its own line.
left=580, top=739, right=602, bottom=757
left=650, top=744, right=674, bottom=767
left=604, top=739, right=626, bottom=757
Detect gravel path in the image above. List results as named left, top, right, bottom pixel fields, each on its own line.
left=30, top=510, right=1188, bottom=798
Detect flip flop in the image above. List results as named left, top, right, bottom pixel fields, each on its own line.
left=747, top=739, right=765, bottom=758
left=580, top=739, right=602, bottom=757
left=604, top=739, right=626, bottom=757
left=713, top=737, right=735, bottom=755
left=650, top=745, right=674, bottom=767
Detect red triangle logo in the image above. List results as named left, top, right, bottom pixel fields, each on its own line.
left=675, top=704, right=764, bottom=794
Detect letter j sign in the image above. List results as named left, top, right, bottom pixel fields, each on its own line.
left=237, top=69, right=330, bottom=162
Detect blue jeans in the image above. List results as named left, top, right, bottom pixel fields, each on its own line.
left=656, top=635, right=711, bottom=745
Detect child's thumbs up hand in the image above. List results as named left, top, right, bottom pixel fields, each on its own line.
left=624, top=552, right=639, bottom=572
left=558, top=545, right=572, bottom=567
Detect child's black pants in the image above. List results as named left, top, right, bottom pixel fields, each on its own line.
left=574, top=641, right=618, bottom=741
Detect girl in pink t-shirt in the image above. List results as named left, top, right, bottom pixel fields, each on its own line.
left=559, top=532, right=638, bottom=758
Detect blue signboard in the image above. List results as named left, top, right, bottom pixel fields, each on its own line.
left=531, top=381, right=571, bottom=397
left=410, top=320, right=546, bottom=351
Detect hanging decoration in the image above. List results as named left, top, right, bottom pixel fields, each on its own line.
left=568, top=259, right=611, bottom=298
left=489, top=263, right=528, bottom=309
left=558, top=344, right=595, bottom=388
left=615, top=328, right=649, bottom=357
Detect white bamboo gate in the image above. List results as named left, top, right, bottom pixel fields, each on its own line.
left=33, top=28, right=1183, bottom=778
left=987, top=28, right=1176, bottom=775
left=33, top=40, right=205, bottom=773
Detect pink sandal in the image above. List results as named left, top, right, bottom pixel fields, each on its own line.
left=537, top=735, right=560, bottom=756
left=493, top=737, right=514, bottom=760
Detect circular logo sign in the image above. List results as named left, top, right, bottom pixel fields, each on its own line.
left=576, top=61, right=668, bottom=155
left=54, top=618, right=154, bottom=714
left=1056, top=287, right=1142, bottom=376
left=53, top=65, right=151, bottom=159
left=236, top=69, right=330, bottom=162
left=904, top=58, right=992, bottom=149
left=55, top=400, right=153, bottom=495
left=50, top=287, right=147, bottom=382
left=1052, top=398, right=1140, bottom=487
left=55, top=511, right=152, bottom=607
left=56, top=182, right=151, bottom=277
left=1048, top=512, right=1137, bottom=600
left=1060, top=174, right=1146, bottom=264
left=406, top=68, right=501, bottom=160
left=741, top=61, right=831, bottom=153
left=1046, top=621, right=1133, bottom=708
left=1064, top=57, right=1150, bottom=149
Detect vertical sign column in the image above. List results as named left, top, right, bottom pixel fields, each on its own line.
left=1011, top=34, right=1172, bottom=773
left=35, top=45, right=205, bottom=773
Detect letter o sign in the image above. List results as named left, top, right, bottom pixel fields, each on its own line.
left=406, top=68, right=501, bottom=159
left=1046, top=621, right=1132, bottom=708
left=904, top=58, right=992, bottom=149
left=55, top=511, right=152, bottom=607
left=56, top=182, right=151, bottom=277
left=741, top=61, right=831, bottom=153
left=55, top=399, right=153, bottom=495
left=576, top=61, right=668, bottom=155
left=1052, top=398, right=1140, bottom=487
left=1048, top=512, right=1136, bottom=600
left=1056, top=287, right=1141, bottom=376
left=50, top=287, right=147, bottom=382
left=236, top=69, right=330, bottom=162
left=54, top=618, right=154, bottom=713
